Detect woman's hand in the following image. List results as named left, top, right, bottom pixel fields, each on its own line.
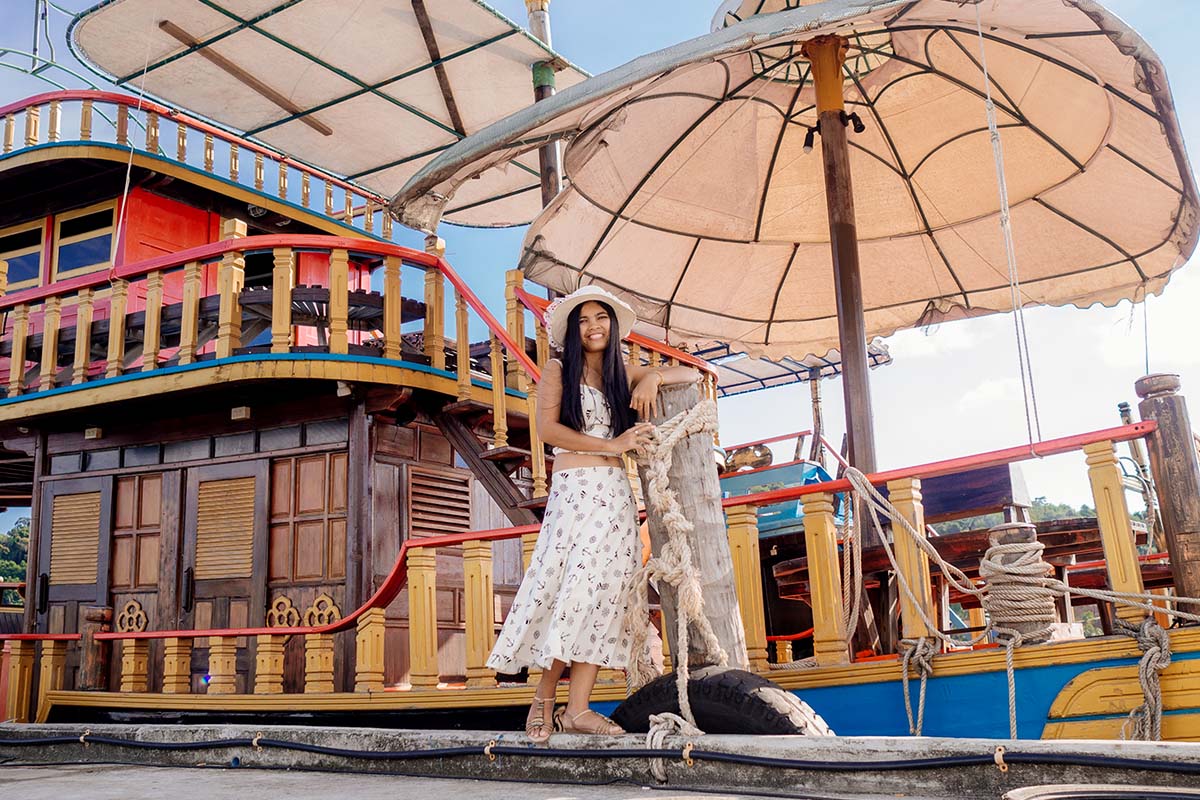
left=630, top=370, right=663, bottom=421
left=609, top=422, right=655, bottom=455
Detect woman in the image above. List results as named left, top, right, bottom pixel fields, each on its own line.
left=486, top=285, right=698, bottom=741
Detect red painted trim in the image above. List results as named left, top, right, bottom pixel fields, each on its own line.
left=515, top=287, right=717, bottom=377
left=40, top=215, right=54, bottom=287
left=765, top=627, right=813, bottom=642
left=0, top=633, right=80, bottom=642
left=721, top=422, right=1158, bottom=510
left=0, top=91, right=377, bottom=202
left=727, top=431, right=811, bottom=451
left=1067, top=552, right=1170, bottom=572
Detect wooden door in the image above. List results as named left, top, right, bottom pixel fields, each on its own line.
left=180, top=460, right=269, bottom=691
left=35, top=476, right=114, bottom=686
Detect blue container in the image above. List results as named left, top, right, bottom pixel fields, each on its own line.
left=720, top=461, right=843, bottom=536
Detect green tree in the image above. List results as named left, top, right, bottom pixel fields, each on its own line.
left=931, top=497, right=1097, bottom=536
left=0, top=516, right=30, bottom=606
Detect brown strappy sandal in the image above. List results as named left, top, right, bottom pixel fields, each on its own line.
left=553, top=707, right=625, bottom=735
left=525, top=693, right=556, bottom=743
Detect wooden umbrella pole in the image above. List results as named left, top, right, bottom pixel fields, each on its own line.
left=804, top=36, right=877, bottom=478
left=807, top=367, right=825, bottom=467
left=527, top=0, right=563, bottom=207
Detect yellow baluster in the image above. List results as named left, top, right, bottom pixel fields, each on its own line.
left=407, top=548, right=439, bottom=689
left=505, top=269, right=524, bottom=387
left=3, top=113, right=15, bottom=153
left=8, top=303, right=28, bottom=396
left=143, top=270, right=164, bottom=370
left=119, top=639, right=150, bottom=692
left=423, top=264, right=445, bottom=369
left=304, top=633, right=335, bottom=693
left=490, top=337, right=508, bottom=448
left=271, top=248, right=294, bottom=354
left=726, top=504, right=769, bottom=672
left=38, top=296, right=61, bottom=392
left=254, top=153, right=264, bottom=190
left=300, top=173, right=310, bottom=207
left=24, top=104, right=40, bottom=146
left=887, top=477, right=935, bottom=641
left=176, top=121, right=187, bottom=161
left=627, top=341, right=641, bottom=368
left=773, top=640, right=793, bottom=664
left=324, top=182, right=334, bottom=216
left=277, top=162, right=288, bottom=199
left=5, top=639, right=36, bottom=722
left=327, top=248, right=349, bottom=355
left=254, top=634, right=286, bottom=694
left=38, top=639, right=68, bottom=721
left=354, top=607, right=386, bottom=692
left=178, top=261, right=202, bottom=365
left=162, top=637, right=193, bottom=694
left=207, top=636, right=238, bottom=694
left=455, top=290, right=471, bottom=400
left=48, top=99, right=61, bottom=143
left=1085, top=440, right=1146, bottom=623
left=382, top=255, right=402, bottom=360
left=801, top=493, right=849, bottom=666
left=145, top=110, right=158, bottom=152
left=463, top=540, right=497, bottom=689
left=229, top=142, right=239, bottom=181
left=80, top=100, right=93, bottom=141
left=528, top=377, right=548, bottom=498
left=72, top=288, right=94, bottom=385
left=215, top=219, right=247, bottom=359
left=105, top=279, right=129, bottom=378
left=203, top=133, right=213, bottom=172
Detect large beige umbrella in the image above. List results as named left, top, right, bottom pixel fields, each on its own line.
left=69, top=0, right=588, bottom=227
left=393, top=0, right=1199, bottom=468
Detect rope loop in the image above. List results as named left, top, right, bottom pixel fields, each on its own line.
left=1117, top=617, right=1172, bottom=741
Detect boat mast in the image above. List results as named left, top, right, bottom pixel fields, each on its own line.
left=526, top=0, right=563, bottom=208
left=803, top=35, right=876, bottom=476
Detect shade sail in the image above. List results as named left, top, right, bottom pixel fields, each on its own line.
left=69, top=0, right=587, bottom=227
left=696, top=339, right=892, bottom=398
left=393, top=0, right=1199, bottom=359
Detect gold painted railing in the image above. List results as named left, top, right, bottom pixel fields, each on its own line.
left=0, top=90, right=393, bottom=237
left=0, top=421, right=1163, bottom=721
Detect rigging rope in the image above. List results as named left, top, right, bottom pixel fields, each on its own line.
left=1116, top=616, right=1172, bottom=741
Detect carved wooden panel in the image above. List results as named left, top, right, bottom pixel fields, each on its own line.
left=49, top=492, right=101, bottom=585
left=194, top=476, right=255, bottom=579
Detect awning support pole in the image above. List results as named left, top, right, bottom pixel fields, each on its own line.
left=527, top=1, right=563, bottom=208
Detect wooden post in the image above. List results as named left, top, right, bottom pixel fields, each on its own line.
left=143, top=270, right=164, bottom=370
left=407, top=548, right=439, bottom=688
left=648, top=350, right=661, bottom=369
left=726, top=504, right=769, bottom=672
left=38, top=296, right=61, bottom=391
left=528, top=379, right=548, bottom=498
left=270, top=248, right=294, bottom=353
left=505, top=269, right=524, bottom=387
left=527, top=0, right=562, bottom=206
left=463, top=540, right=497, bottom=688
left=887, top=477, right=935, bottom=641
left=1084, top=440, right=1147, bottom=623
left=301, top=173, right=311, bottom=207
left=987, top=523, right=1053, bottom=643
left=324, top=183, right=334, bottom=216
left=229, top=143, right=239, bottom=181
left=202, top=133, right=213, bottom=172
left=24, top=104, right=39, bottom=146
left=1137, top=374, right=1200, bottom=600
left=802, top=492, right=849, bottom=666
left=423, top=263, right=446, bottom=369
left=254, top=634, right=286, bottom=694
left=105, top=280, right=129, bottom=378
left=5, top=639, right=35, bottom=723
left=47, top=99, right=61, bottom=143
left=773, top=640, right=793, bottom=664
left=638, top=383, right=749, bottom=669
left=178, top=261, right=202, bottom=365
left=354, top=607, right=386, bottom=692
left=344, top=190, right=353, bottom=223
left=38, top=639, right=68, bottom=720
left=4, top=113, right=15, bottom=153
left=304, top=634, right=335, bottom=693
left=277, top=162, right=288, bottom=199
left=79, top=606, right=112, bottom=690
left=490, top=337, right=508, bottom=448
left=162, top=637, right=192, bottom=694
left=176, top=121, right=187, bottom=161
left=216, top=219, right=247, bottom=359
left=627, top=340, right=641, bottom=368
left=536, top=322, right=549, bottom=369
left=381, top=254, right=403, bottom=360
left=207, top=636, right=238, bottom=694
left=145, top=110, right=158, bottom=152
left=802, top=35, right=876, bottom=477
left=254, top=153, right=264, bottom=191
left=80, top=100, right=93, bottom=141
left=8, top=304, right=28, bottom=396
left=119, top=639, right=150, bottom=692
left=327, top=248, right=349, bottom=354
left=363, top=199, right=375, bottom=233
left=455, top=290, right=471, bottom=400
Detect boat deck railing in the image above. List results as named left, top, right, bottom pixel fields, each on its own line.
left=0, top=418, right=1161, bottom=722
left=0, top=90, right=392, bottom=238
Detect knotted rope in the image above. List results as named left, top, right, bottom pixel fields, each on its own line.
left=1116, top=616, right=1172, bottom=741
left=900, top=637, right=936, bottom=736
left=624, top=398, right=726, bottom=728
left=645, top=712, right=704, bottom=782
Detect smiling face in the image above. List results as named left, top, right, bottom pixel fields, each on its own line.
left=576, top=300, right=612, bottom=354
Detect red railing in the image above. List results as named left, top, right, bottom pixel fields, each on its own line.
left=722, top=428, right=850, bottom=474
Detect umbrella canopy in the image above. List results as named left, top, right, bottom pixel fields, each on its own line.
left=697, top=339, right=892, bottom=398
left=69, top=0, right=588, bottom=227
left=393, top=0, right=1198, bottom=357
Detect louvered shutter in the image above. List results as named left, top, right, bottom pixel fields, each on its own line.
left=194, top=476, right=255, bottom=579
left=49, top=492, right=102, bottom=585
left=408, top=468, right=472, bottom=538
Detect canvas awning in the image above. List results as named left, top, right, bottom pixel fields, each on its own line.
left=697, top=339, right=892, bottom=398
left=392, top=0, right=1199, bottom=359
left=69, top=0, right=587, bottom=227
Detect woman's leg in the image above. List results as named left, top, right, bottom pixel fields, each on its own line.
left=536, top=659, right=569, bottom=698
left=563, top=661, right=599, bottom=715
left=525, top=659, right=568, bottom=742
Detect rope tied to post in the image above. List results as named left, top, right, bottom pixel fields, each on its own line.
left=624, top=398, right=726, bottom=729
left=900, top=637, right=936, bottom=736
left=1116, top=616, right=1171, bottom=741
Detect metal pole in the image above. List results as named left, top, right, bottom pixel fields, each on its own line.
left=803, top=35, right=877, bottom=476
left=526, top=0, right=563, bottom=208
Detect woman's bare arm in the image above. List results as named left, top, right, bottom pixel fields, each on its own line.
left=538, top=360, right=650, bottom=454
left=628, top=363, right=700, bottom=420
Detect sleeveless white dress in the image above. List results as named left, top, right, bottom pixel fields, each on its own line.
left=487, top=385, right=640, bottom=671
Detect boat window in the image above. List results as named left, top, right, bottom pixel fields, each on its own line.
left=54, top=202, right=115, bottom=279
left=0, top=222, right=44, bottom=289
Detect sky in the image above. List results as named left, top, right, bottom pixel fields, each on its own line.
left=0, top=0, right=1197, bottom=535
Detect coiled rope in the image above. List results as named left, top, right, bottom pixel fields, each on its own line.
left=624, top=398, right=726, bottom=728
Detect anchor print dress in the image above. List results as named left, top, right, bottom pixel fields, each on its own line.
left=487, top=384, right=640, bottom=671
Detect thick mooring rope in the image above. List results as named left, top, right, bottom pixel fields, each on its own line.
left=1116, top=616, right=1172, bottom=741
left=624, top=399, right=726, bottom=727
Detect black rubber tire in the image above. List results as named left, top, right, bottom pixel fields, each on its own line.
left=611, top=665, right=834, bottom=736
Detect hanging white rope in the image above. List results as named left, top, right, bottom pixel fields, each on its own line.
left=972, top=1, right=1043, bottom=450
left=109, top=23, right=155, bottom=283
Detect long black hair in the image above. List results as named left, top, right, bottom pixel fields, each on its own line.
left=559, top=300, right=635, bottom=436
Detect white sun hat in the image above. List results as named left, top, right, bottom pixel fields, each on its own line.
left=544, top=285, right=637, bottom=350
